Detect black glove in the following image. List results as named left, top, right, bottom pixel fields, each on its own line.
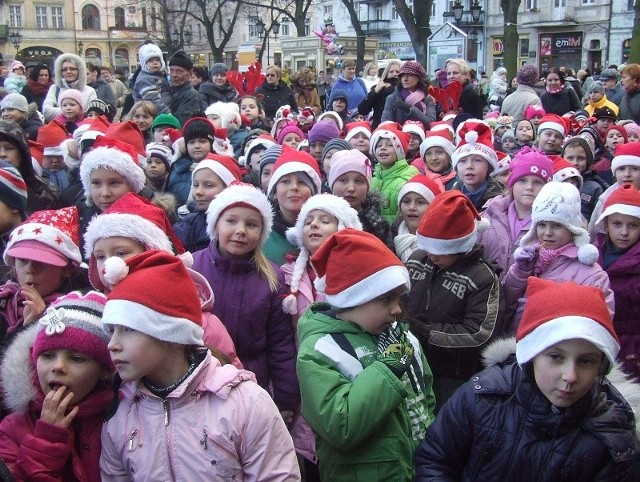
left=395, top=100, right=411, bottom=113
left=377, top=321, right=414, bottom=378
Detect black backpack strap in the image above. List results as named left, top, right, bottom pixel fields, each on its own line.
left=330, top=332, right=358, bottom=359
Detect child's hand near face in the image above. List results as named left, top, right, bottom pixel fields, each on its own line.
left=40, top=385, right=80, bottom=428
left=21, top=284, right=47, bottom=326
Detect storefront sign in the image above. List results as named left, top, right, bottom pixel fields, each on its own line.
left=492, top=38, right=504, bottom=56
left=540, top=33, right=583, bottom=56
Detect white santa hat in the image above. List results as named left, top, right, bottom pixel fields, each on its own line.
left=419, top=130, right=455, bottom=159
left=205, top=102, right=242, bottom=132
left=451, top=122, right=499, bottom=172
left=519, top=182, right=599, bottom=265
left=595, top=184, right=640, bottom=229
left=282, top=194, right=362, bottom=314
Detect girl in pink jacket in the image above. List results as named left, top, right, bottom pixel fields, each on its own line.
left=100, top=250, right=300, bottom=481
left=83, top=192, right=241, bottom=368
left=478, top=147, right=553, bottom=278
left=503, top=181, right=614, bottom=333
left=0, top=291, right=113, bottom=482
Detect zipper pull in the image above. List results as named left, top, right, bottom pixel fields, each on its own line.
left=200, top=429, right=208, bottom=450
left=128, top=429, right=138, bottom=450
left=163, top=399, right=169, bottom=426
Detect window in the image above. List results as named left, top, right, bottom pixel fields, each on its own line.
left=280, top=19, right=290, bottom=37
left=151, top=7, right=157, bottom=31
left=197, top=23, right=202, bottom=40
left=323, top=5, right=333, bottom=24
left=392, top=4, right=398, bottom=20
left=554, top=0, right=566, bottom=6
left=52, top=6, right=64, bottom=28
left=82, top=4, right=100, bottom=30
left=629, top=0, right=635, bottom=11
left=249, top=20, right=260, bottom=39
left=431, top=3, right=436, bottom=17
left=115, top=7, right=125, bottom=28
left=305, top=17, right=310, bottom=37
left=35, top=6, right=48, bottom=28
left=526, top=0, right=539, bottom=10
left=520, top=38, right=530, bottom=57
left=581, top=0, right=595, bottom=4
left=375, top=6, right=383, bottom=20
left=9, top=5, right=22, bottom=28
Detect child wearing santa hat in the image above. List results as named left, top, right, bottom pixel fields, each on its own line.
left=536, top=114, right=569, bottom=156
left=83, top=192, right=240, bottom=368
left=99, top=250, right=300, bottom=480
left=1, top=207, right=84, bottom=343
left=264, top=147, right=322, bottom=264
left=418, top=130, right=458, bottom=189
left=191, top=183, right=299, bottom=415
left=344, top=121, right=372, bottom=157
left=405, top=190, right=504, bottom=409
left=416, top=277, right=639, bottom=479
left=370, top=126, right=419, bottom=221
left=297, top=229, right=435, bottom=482
left=329, top=149, right=392, bottom=246
left=589, top=142, right=640, bottom=239
left=503, top=182, right=613, bottom=333
left=594, top=184, right=640, bottom=379
left=451, top=122, right=504, bottom=211
left=0, top=291, right=114, bottom=481
left=478, top=147, right=553, bottom=277
left=173, top=154, right=241, bottom=253
left=393, top=174, right=443, bottom=262
left=592, top=125, right=629, bottom=185
left=402, top=120, right=426, bottom=164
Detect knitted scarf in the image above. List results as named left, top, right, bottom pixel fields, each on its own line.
left=402, top=88, right=427, bottom=113
left=545, top=84, right=565, bottom=95
left=534, top=242, right=575, bottom=276
left=26, top=78, right=53, bottom=96
left=393, top=221, right=417, bottom=263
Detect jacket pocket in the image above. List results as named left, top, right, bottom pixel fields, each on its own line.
left=201, top=426, right=243, bottom=480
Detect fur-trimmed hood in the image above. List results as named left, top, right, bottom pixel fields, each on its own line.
left=54, top=53, right=87, bottom=91
left=0, top=324, right=41, bottom=413
left=482, top=337, right=640, bottom=438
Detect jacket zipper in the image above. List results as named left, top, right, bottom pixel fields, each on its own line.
left=128, top=429, right=138, bottom=451
left=163, top=399, right=177, bottom=482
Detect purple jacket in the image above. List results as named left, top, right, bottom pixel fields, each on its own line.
left=596, top=233, right=640, bottom=378
left=192, top=243, right=300, bottom=409
left=503, top=244, right=615, bottom=334
left=477, top=195, right=527, bottom=279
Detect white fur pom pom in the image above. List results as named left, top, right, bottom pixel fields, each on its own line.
left=285, top=226, right=299, bottom=245
left=177, top=251, right=194, bottom=269
left=103, top=257, right=129, bottom=286
left=476, top=217, right=490, bottom=233
left=282, top=293, right=298, bottom=315
left=465, top=130, right=479, bottom=144
left=314, top=275, right=327, bottom=294
left=577, top=243, right=599, bottom=265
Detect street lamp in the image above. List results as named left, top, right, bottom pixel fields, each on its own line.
left=255, top=18, right=280, bottom=65
left=8, top=31, right=22, bottom=53
left=443, top=1, right=484, bottom=63
left=78, top=41, right=84, bottom=56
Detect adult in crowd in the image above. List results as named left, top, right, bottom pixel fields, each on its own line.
left=199, top=62, right=239, bottom=106
left=381, top=61, right=436, bottom=130
left=619, top=63, right=640, bottom=123
left=101, top=65, right=129, bottom=109
left=563, top=67, right=583, bottom=101
left=254, top=64, right=298, bottom=121
left=599, top=68, right=624, bottom=106
left=191, top=66, right=209, bottom=90
left=361, top=62, right=380, bottom=91
left=86, top=62, right=117, bottom=112
left=168, top=51, right=206, bottom=125
left=20, top=64, right=53, bottom=112
left=316, top=70, right=332, bottom=111
left=42, top=53, right=96, bottom=122
left=445, top=58, right=483, bottom=119
left=541, top=68, right=581, bottom=116
left=328, top=60, right=369, bottom=112
left=358, top=60, right=401, bottom=129
left=500, top=64, right=542, bottom=121
left=292, top=67, right=321, bottom=115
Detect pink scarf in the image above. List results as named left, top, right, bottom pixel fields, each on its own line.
left=534, top=243, right=575, bottom=276
left=402, top=88, right=427, bottom=113
left=545, top=84, right=565, bottom=95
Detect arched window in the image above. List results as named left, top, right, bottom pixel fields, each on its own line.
left=115, top=7, right=125, bottom=28
left=82, top=4, right=100, bottom=30
left=85, top=47, right=102, bottom=65
left=115, top=47, right=130, bottom=70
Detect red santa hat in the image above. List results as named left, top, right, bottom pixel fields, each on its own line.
left=416, top=191, right=489, bottom=255
left=102, top=250, right=204, bottom=345
left=267, top=147, right=322, bottom=197
left=429, top=121, right=455, bottom=137
left=310, top=229, right=410, bottom=309
left=595, top=184, right=640, bottom=229
left=37, top=120, right=68, bottom=156
left=282, top=194, right=362, bottom=314
left=402, top=120, right=426, bottom=142
left=79, top=136, right=146, bottom=202
left=206, top=183, right=273, bottom=245
left=397, top=174, right=444, bottom=206
left=4, top=206, right=82, bottom=267
left=419, top=130, right=455, bottom=159
left=538, top=114, right=569, bottom=137
left=551, top=155, right=583, bottom=188
left=344, top=121, right=372, bottom=142
left=491, top=151, right=512, bottom=178
left=451, top=122, right=498, bottom=171
left=193, top=154, right=241, bottom=187
left=105, top=121, right=148, bottom=165
left=370, top=127, right=409, bottom=161
left=611, top=141, right=640, bottom=173
left=515, top=277, right=619, bottom=368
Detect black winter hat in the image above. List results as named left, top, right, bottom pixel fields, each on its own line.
left=182, top=117, right=215, bottom=146
left=169, top=50, right=193, bottom=71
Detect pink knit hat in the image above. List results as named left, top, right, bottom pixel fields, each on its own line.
left=328, top=149, right=373, bottom=189
left=276, top=121, right=305, bottom=145
left=32, top=291, right=113, bottom=370
left=507, top=147, right=553, bottom=188
left=58, top=89, right=85, bottom=109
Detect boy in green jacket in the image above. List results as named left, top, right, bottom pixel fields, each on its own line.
left=296, top=229, right=435, bottom=481
left=370, top=125, right=419, bottom=221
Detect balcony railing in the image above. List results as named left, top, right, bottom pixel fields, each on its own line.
left=361, top=19, right=390, bottom=37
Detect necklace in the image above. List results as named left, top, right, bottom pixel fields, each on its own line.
left=143, top=353, right=198, bottom=398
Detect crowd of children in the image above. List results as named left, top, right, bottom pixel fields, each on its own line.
left=0, top=54, right=638, bottom=481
